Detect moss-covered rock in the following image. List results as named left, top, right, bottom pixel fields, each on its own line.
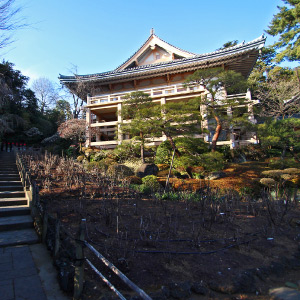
left=107, top=164, right=134, bottom=178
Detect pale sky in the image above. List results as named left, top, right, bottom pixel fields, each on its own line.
left=1, top=0, right=290, bottom=88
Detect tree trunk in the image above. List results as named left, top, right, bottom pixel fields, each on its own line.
left=163, top=132, right=181, bottom=157
left=296, top=68, right=300, bottom=92
left=140, top=131, right=145, bottom=163
left=211, top=115, right=222, bottom=152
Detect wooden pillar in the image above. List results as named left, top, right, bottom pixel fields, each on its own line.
left=85, top=95, right=92, bottom=147
left=73, top=219, right=86, bottom=300
left=246, top=89, right=256, bottom=124
left=160, top=97, right=167, bottom=141
left=117, top=103, right=123, bottom=144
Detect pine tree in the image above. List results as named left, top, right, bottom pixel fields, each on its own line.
left=267, top=0, right=300, bottom=62
left=185, top=68, right=248, bottom=151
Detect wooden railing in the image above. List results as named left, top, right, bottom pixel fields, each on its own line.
left=88, top=83, right=204, bottom=105
left=15, top=151, right=152, bottom=300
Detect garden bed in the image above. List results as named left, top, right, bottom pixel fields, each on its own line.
left=26, top=154, right=300, bottom=299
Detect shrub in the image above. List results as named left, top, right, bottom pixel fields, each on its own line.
left=155, top=191, right=181, bottom=201
left=114, top=142, right=140, bottom=162
left=282, top=168, right=300, bottom=175
left=198, top=151, right=226, bottom=172
left=86, top=161, right=109, bottom=173
left=155, top=137, right=210, bottom=165
left=261, top=170, right=284, bottom=179
left=260, top=178, right=276, bottom=187
left=155, top=140, right=173, bottom=164
left=240, top=145, right=267, bottom=161
left=130, top=184, right=151, bottom=194
left=123, top=158, right=144, bottom=173
left=77, top=155, right=85, bottom=162
left=107, top=164, right=134, bottom=178
left=142, top=175, right=161, bottom=191
left=92, top=150, right=108, bottom=162
left=102, top=158, right=117, bottom=165
left=268, top=157, right=300, bottom=169
left=217, top=145, right=232, bottom=161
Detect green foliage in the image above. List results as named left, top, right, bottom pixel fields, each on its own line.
left=185, top=67, right=247, bottom=95
left=258, top=118, right=300, bottom=155
left=86, top=160, right=109, bottom=173
left=217, top=40, right=238, bottom=50
left=185, top=68, right=249, bottom=150
left=233, top=145, right=268, bottom=161
left=198, top=151, right=226, bottom=172
left=107, top=164, right=134, bottom=178
left=266, top=0, right=300, bottom=62
left=155, top=137, right=209, bottom=166
left=91, top=150, right=108, bottom=162
left=113, top=142, right=140, bottom=162
left=155, top=191, right=181, bottom=201
left=141, top=175, right=161, bottom=191
left=130, top=184, right=151, bottom=194
left=268, top=157, right=300, bottom=169
left=0, top=61, right=59, bottom=144
left=120, top=91, right=155, bottom=162
left=155, top=140, right=173, bottom=164
left=77, top=155, right=85, bottom=162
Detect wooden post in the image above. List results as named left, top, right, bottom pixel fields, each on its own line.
left=73, top=219, right=86, bottom=300
left=42, top=212, right=48, bottom=244
left=165, top=149, right=176, bottom=193
left=54, top=219, right=60, bottom=258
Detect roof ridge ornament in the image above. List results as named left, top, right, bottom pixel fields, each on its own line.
left=150, top=28, right=155, bottom=35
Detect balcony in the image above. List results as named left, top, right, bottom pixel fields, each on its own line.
left=88, top=83, right=205, bottom=106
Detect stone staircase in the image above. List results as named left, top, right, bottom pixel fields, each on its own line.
left=0, top=152, right=38, bottom=247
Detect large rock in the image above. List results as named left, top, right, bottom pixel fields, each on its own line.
left=136, top=163, right=159, bottom=178
left=205, top=171, right=226, bottom=180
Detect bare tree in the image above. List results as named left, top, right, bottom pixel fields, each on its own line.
left=256, top=67, right=300, bottom=119
left=61, top=65, right=95, bottom=119
left=0, top=0, right=24, bottom=49
left=32, top=77, right=59, bottom=114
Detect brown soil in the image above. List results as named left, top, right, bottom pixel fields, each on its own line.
left=36, top=162, right=300, bottom=300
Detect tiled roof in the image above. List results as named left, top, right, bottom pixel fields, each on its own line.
left=59, top=35, right=266, bottom=83
left=114, top=33, right=196, bottom=71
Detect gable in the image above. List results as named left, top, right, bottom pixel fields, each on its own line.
left=116, top=33, right=195, bottom=71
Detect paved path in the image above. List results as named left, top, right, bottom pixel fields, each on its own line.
left=0, top=151, right=69, bottom=300
left=0, top=245, right=47, bottom=300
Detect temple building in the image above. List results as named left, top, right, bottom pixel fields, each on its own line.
left=59, top=31, right=266, bottom=149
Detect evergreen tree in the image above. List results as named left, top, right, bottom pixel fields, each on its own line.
left=120, top=91, right=155, bottom=163
left=267, top=0, right=300, bottom=62
left=185, top=68, right=248, bottom=151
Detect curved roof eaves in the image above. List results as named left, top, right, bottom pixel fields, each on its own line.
left=59, top=35, right=266, bottom=83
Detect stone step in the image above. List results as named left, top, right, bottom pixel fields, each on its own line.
left=0, top=198, right=28, bottom=207
left=0, top=166, right=18, bottom=170
left=0, top=228, right=39, bottom=247
left=0, top=181, right=22, bottom=186
left=0, top=206, right=30, bottom=217
left=0, top=173, right=20, bottom=180
left=0, top=191, right=25, bottom=198
left=0, top=177, right=21, bottom=182
left=0, top=215, right=33, bottom=231
left=0, top=185, right=24, bottom=192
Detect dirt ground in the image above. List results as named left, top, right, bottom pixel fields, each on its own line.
left=37, top=162, right=300, bottom=300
